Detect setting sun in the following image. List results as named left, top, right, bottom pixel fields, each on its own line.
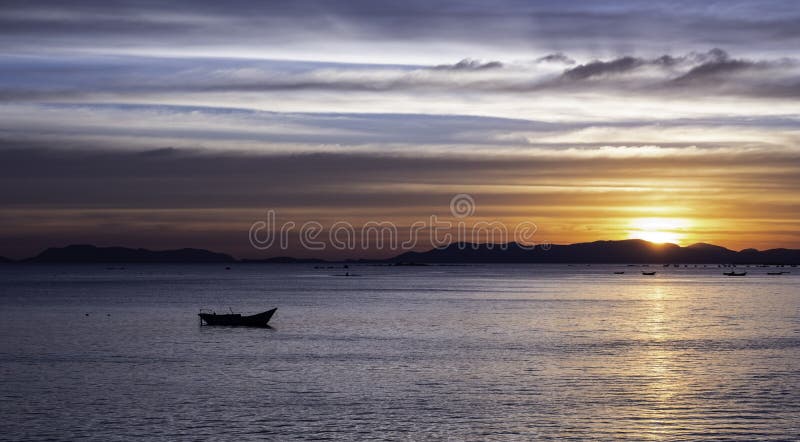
left=628, top=218, right=691, bottom=245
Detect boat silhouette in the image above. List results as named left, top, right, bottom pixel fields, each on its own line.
left=723, top=271, right=747, bottom=276
left=641, top=271, right=656, bottom=275
left=199, top=308, right=277, bottom=327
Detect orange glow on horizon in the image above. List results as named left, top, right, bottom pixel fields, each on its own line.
left=627, top=217, right=692, bottom=245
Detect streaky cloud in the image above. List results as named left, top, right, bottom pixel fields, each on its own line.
left=561, top=56, right=645, bottom=80
left=2, top=49, right=798, bottom=100
left=433, top=59, right=503, bottom=71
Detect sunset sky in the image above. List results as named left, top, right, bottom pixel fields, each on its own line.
left=1, top=0, right=799, bottom=258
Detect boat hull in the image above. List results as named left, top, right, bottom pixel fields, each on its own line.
left=199, top=308, right=276, bottom=327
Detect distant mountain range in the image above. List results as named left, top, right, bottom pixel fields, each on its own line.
left=23, top=244, right=235, bottom=263
left=391, top=240, right=800, bottom=264
left=1, top=240, right=798, bottom=264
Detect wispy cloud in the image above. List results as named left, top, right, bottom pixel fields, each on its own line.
left=2, top=50, right=797, bottom=102
left=561, top=56, right=644, bottom=80
left=1, top=0, right=800, bottom=257
left=433, top=59, right=503, bottom=71
left=3, top=1, right=800, bottom=62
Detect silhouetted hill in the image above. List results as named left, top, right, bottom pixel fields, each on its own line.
left=390, top=239, right=800, bottom=264
left=0, top=256, right=13, bottom=263
left=29, top=245, right=235, bottom=263
left=14, top=240, right=800, bottom=264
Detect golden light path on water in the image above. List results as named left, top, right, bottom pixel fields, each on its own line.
left=638, top=283, right=684, bottom=436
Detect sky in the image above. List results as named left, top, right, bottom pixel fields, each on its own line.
left=1, top=0, right=799, bottom=259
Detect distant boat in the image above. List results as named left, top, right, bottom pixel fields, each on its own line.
left=614, top=271, right=625, bottom=274
left=767, top=271, right=788, bottom=275
left=199, top=308, right=277, bottom=327
left=642, top=271, right=656, bottom=276
left=723, top=271, right=747, bottom=276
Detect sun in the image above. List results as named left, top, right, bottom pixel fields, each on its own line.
left=628, top=218, right=691, bottom=245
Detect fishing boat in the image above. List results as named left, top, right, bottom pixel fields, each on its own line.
left=767, top=271, right=788, bottom=275
left=723, top=271, right=747, bottom=276
left=199, top=308, right=277, bottom=327
left=642, top=271, right=656, bottom=276
left=614, top=271, right=625, bottom=274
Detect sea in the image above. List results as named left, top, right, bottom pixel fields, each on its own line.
left=1, top=264, right=798, bottom=441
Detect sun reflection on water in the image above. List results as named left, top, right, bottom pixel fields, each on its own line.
left=636, top=282, right=688, bottom=432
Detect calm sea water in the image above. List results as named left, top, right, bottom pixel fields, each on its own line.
left=1, top=264, right=799, bottom=441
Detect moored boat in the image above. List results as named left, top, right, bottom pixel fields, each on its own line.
left=199, top=308, right=277, bottom=327
left=723, top=271, right=747, bottom=276
left=642, top=271, right=656, bottom=275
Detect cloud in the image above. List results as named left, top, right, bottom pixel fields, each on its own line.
left=1, top=140, right=798, bottom=208
left=433, top=58, right=503, bottom=71
left=3, top=103, right=799, bottom=158
left=1, top=134, right=799, bottom=257
left=3, top=1, right=800, bottom=64
left=558, top=49, right=734, bottom=82
left=536, top=53, right=575, bottom=65
left=2, top=1, right=800, bottom=258
left=561, top=56, right=645, bottom=80
left=543, top=49, right=800, bottom=98
left=2, top=49, right=797, bottom=101
left=671, top=50, right=764, bottom=84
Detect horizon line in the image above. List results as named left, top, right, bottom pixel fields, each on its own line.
left=5, top=238, right=800, bottom=263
